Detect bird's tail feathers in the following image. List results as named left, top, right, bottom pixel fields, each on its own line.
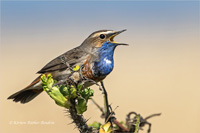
left=7, top=76, right=43, bottom=104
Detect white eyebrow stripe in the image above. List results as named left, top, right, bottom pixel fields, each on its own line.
left=104, top=31, right=114, bottom=34
left=91, top=31, right=114, bottom=37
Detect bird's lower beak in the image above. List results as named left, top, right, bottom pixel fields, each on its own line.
left=109, top=29, right=129, bottom=46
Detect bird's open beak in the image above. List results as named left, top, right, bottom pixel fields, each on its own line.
left=109, top=29, right=128, bottom=46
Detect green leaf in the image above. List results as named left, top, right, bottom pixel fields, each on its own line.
left=41, top=74, right=94, bottom=114
left=89, top=121, right=102, bottom=129
left=41, top=74, right=69, bottom=108
left=70, top=85, right=77, bottom=99
left=75, top=97, right=87, bottom=114
left=59, top=86, right=69, bottom=97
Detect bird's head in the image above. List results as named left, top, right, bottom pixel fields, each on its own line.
left=81, top=29, right=128, bottom=50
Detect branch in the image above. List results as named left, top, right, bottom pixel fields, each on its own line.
left=100, top=81, right=111, bottom=123
left=41, top=74, right=94, bottom=133
left=91, top=97, right=129, bottom=132
left=134, top=114, right=140, bottom=133
left=68, top=98, right=93, bottom=132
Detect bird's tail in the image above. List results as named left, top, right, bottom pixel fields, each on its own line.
left=8, top=76, right=43, bottom=104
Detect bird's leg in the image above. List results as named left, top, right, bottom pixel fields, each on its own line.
left=85, top=78, right=102, bottom=91
left=100, top=81, right=113, bottom=126
left=80, top=75, right=102, bottom=91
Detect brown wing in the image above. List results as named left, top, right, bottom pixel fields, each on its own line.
left=37, top=46, right=88, bottom=73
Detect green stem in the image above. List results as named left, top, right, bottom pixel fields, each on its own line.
left=134, top=114, right=140, bottom=133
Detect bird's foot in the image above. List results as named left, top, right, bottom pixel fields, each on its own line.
left=83, top=78, right=103, bottom=91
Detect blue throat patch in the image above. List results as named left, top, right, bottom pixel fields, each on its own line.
left=93, top=41, right=117, bottom=77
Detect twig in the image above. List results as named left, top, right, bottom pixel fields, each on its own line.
left=113, top=119, right=129, bottom=132
left=144, top=113, right=161, bottom=121
left=91, top=98, right=105, bottom=118
left=100, top=81, right=111, bottom=123
left=91, top=98, right=129, bottom=132
left=98, top=81, right=130, bottom=131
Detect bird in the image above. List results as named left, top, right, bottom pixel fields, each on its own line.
left=8, top=29, right=128, bottom=104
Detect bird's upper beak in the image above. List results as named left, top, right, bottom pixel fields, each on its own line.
left=108, top=29, right=128, bottom=46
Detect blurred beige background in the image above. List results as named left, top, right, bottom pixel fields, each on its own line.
left=1, top=1, right=199, bottom=133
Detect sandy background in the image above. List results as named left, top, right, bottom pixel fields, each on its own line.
left=1, top=1, right=199, bottom=133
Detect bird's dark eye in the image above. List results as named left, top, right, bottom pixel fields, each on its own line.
left=99, top=34, right=105, bottom=39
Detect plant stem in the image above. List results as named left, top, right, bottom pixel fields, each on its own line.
left=100, top=81, right=111, bottom=123
left=134, top=114, right=140, bottom=133
left=69, top=98, right=93, bottom=133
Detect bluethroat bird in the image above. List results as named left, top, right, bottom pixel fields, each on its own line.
left=8, top=29, right=128, bottom=103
